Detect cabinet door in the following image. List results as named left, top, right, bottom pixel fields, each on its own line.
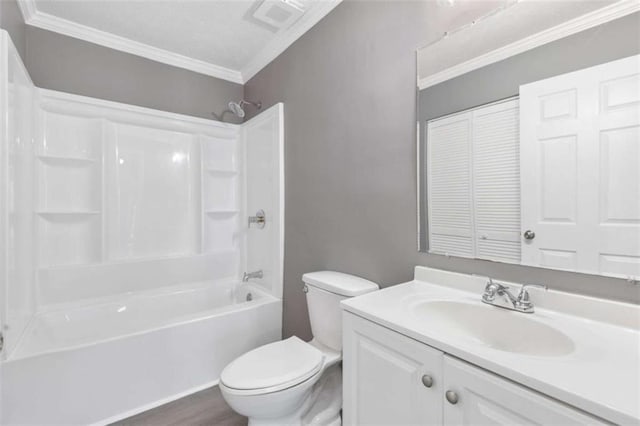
left=443, top=356, right=606, bottom=425
left=343, top=313, right=443, bottom=426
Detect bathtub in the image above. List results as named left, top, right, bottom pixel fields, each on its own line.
left=1, top=280, right=282, bottom=425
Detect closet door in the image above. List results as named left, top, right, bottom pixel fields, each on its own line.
left=472, top=99, right=520, bottom=263
left=427, top=112, right=474, bottom=258
left=520, top=55, right=640, bottom=277
left=427, top=100, right=520, bottom=262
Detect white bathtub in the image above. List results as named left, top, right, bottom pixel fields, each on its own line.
left=1, top=280, right=282, bottom=425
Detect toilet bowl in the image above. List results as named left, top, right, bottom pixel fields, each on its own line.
left=220, top=337, right=341, bottom=425
left=219, top=271, right=379, bottom=426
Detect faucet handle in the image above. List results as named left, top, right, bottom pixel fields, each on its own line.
left=483, top=278, right=509, bottom=302
left=516, top=284, right=548, bottom=311
left=517, top=283, right=548, bottom=298
left=485, top=278, right=509, bottom=291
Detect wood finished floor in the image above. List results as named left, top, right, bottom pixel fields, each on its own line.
left=111, top=386, right=247, bottom=426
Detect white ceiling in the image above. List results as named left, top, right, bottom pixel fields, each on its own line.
left=18, top=0, right=342, bottom=83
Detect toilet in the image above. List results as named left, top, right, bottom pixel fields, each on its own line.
left=219, top=271, right=379, bottom=426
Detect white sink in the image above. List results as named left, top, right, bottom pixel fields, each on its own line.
left=412, top=300, right=575, bottom=357
left=341, top=267, right=640, bottom=424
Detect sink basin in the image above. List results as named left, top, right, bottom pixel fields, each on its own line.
left=412, top=300, right=575, bottom=357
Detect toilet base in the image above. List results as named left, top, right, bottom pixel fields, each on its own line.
left=246, top=364, right=343, bottom=426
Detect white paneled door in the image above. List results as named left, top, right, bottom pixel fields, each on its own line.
left=520, top=55, right=640, bottom=279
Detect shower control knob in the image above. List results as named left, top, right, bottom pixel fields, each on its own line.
left=523, top=230, right=535, bottom=240
left=445, top=390, right=459, bottom=405
left=248, top=210, right=266, bottom=229
left=421, top=375, right=433, bottom=388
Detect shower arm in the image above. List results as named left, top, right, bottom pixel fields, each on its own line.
left=240, top=100, right=262, bottom=109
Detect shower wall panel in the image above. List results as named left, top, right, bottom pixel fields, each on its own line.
left=106, top=123, right=199, bottom=260
left=243, top=104, right=284, bottom=299
left=0, top=31, right=35, bottom=358
left=33, top=89, right=243, bottom=307
left=2, top=31, right=285, bottom=373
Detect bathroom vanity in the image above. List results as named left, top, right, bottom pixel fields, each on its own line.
left=399, top=9, right=640, bottom=425
left=341, top=267, right=640, bottom=425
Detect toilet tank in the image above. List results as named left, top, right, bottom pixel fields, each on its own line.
left=302, top=271, right=379, bottom=351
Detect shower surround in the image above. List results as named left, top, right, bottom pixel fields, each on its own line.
left=0, top=30, right=284, bottom=425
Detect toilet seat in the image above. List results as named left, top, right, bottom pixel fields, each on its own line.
left=220, top=337, right=325, bottom=395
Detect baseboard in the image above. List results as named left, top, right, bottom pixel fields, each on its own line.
left=92, top=379, right=220, bottom=426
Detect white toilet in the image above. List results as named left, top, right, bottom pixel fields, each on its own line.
left=219, top=271, right=379, bottom=426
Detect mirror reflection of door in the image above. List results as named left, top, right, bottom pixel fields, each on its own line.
left=520, top=56, right=640, bottom=277
left=417, top=4, right=640, bottom=281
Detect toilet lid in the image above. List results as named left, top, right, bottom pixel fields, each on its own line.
left=221, top=336, right=324, bottom=392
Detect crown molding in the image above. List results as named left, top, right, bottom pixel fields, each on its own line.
left=16, top=0, right=36, bottom=20
left=17, top=0, right=243, bottom=83
left=240, top=0, right=342, bottom=82
left=418, top=0, right=640, bottom=90
left=16, top=0, right=342, bottom=85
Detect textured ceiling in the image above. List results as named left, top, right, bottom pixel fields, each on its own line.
left=35, top=0, right=298, bottom=70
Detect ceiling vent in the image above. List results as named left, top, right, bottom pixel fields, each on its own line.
left=253, top=0, right=306, bottom=30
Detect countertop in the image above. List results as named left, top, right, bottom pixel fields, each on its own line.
left=340, top=267, right=640, bottom=425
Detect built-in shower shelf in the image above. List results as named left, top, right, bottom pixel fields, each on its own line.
left=36, top=211, right=101, bottom=216
left=205, top=168, right=237, bottom=175
left=36, top=155, right=98, bottom=165
left=205, top=210, right=239, bottom=215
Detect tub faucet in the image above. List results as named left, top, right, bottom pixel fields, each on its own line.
left=243, top=270, right=263, bottom=282
left=481, top=278, right=547, bottom=313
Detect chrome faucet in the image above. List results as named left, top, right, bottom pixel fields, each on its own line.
left=481, top=278, right=547, bottom=313
left=242, top=270, right=263, bottom=282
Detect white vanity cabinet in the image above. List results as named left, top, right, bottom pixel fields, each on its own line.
left=442, top=356, right=603, bottom=425
left=342, top=312, right=443, bottom=425
left=343, top=312, right=605, bottom=426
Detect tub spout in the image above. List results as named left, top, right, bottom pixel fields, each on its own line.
left=242, top=270, right=263, bottom=282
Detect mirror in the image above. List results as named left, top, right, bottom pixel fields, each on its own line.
left=416, top=2, right=640, bottom=281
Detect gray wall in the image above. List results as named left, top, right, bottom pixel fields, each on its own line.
left=245, top=1, right=640, bottom=340
left=25, top=27, right=243, bottom=121
left=0, top=0, right=26, bottom=60
left=245, top=0, right=429, bottom=341
left=0, top=0, right=242, bottom=121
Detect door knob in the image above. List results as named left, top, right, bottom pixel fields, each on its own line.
left=523, top=230, right=535, bottom=240
left=421, top=375, right=433, bottom=388
left=445, top=390, right=459, bottom=404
